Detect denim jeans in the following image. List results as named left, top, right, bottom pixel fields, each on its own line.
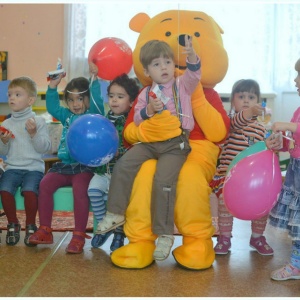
left=0, top=169, right=44, bottom=195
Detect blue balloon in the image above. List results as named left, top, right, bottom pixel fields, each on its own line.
left=67, top=114, right=119, bottom=167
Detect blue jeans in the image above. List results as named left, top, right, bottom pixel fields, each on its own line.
left=0, top=169, right=44, bottom=195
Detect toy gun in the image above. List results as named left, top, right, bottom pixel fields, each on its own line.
left=148, top=91, right=157, bottom=98
left=47, top=58, right=66, bottom=81
left=149, top=85, right=170, bottom=114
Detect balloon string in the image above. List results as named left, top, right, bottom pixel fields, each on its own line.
left=176, top=4, right=180, bottom=118
left=282, top=134, right=295, bottom=142
left=89, top=74, right=103, bottom=114
left=272, top=151, right=276, bottom=184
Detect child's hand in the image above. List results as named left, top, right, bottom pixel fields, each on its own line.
left=271, top=121, right=297, bottom=133
left=0, top=129, right=13, bottom=144
left=265, top=133, right=283, bottom=150
left=25, top=118, right=37, bottom=138
left=49, top=73, right=64, bottom=89
left=89, top=62, right=98, bottom=80
left=183, top=35, right=197, bottom=63
left=249, top=103, right=265, bottom=117
left=148, top=96, right=164, bottom=113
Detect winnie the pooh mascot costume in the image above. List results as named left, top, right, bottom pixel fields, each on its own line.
left=111, top=9, right=230, bottom=270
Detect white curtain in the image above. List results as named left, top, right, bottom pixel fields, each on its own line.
left=273, top=4, right=300, bottom=91
left=63, top=4, right=89, bottom=81
left=64, top=2, right=300, bottom=95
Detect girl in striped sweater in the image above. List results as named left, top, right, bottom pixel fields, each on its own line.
left=210, top=79, right=274, bottom=256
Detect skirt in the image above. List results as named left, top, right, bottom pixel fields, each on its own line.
left=268, top=157, right=300, bottom=240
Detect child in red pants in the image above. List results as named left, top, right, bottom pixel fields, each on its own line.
left=29, top=62, right=104, bottom=254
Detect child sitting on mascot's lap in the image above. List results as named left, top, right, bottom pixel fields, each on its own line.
left=109, top=9, right=231, bottom=270
left=96, top=36, right=201, bottom=261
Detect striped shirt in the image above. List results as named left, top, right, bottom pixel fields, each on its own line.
left=215, top=110, right=267, bottom=176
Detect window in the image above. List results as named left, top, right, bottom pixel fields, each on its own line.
left=65, top=1, right=300, bottom=96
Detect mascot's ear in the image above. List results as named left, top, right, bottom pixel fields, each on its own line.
left=129, top=12, right=150, bottom=33
left=210, top=16, right=224, bottom=34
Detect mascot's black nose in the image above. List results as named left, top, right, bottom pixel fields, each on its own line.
left=178, top=34, right=191, bottom=47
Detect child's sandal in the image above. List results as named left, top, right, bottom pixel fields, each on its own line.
left=271, top=263, right=300, bottom=281
left=28, top=225, right=53, bottom=244
left=66, top=231, right=91, bottom=254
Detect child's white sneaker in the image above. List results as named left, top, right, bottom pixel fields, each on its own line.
left=153, top=235, right=175, bottom=261
left=96, top=212, right=125, bottom=234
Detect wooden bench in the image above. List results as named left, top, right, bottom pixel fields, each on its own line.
left=0, top=187, right=97, bottom=233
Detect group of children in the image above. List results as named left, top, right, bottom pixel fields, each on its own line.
left=0, top=35, right=198, bottom=259
left=210, top=58, right=300, bottom=281
left=0, top=36, right=300, bottom=281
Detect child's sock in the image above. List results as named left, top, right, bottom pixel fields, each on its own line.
left=88, top=188, right=107, bottom=223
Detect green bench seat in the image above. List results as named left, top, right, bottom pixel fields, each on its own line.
left=0, top=187, right=97, bottom=233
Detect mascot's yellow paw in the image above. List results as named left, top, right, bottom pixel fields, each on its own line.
left=172, top=237, right=215, bottom=270
left=111, top=241, right=156, bottom=269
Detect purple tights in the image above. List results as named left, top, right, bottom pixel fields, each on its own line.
left=38, top=172, right=93, bottom=232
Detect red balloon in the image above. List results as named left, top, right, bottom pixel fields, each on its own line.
left=223, top=150, right=282, bottom=220
left=88, top=37, right=133, bottom=80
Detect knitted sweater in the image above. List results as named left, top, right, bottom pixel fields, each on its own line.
left=0, top=107, right=51, bottom=173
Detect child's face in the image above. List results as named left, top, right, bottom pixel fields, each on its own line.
left=108, top=83, right=132, bottom=116
left=232, top=91, right=258, bottom=113
left=66, top=90, right=89, bottom=115
left=143, top=55, right=175, bottom=85
left=294, top=70, right=300, bottom=96
left=7, top=86, right=35, bottom=112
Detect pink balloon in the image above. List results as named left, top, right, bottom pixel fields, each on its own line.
left=223, top=150, right=282, bottom=220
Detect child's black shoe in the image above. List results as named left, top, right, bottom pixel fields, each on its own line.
left=24, top=224, right=38, bottom=247
left=6, top=223, right=21, bottom=246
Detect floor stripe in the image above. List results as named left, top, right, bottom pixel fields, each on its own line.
left=16, top=231, right=70, bottom=297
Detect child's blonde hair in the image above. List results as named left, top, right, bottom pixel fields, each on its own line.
left=8, top=76, right=37, bottom=98
left=295, top=58, right=300, bottom=72
left=139, top=40, right=174, bottom=69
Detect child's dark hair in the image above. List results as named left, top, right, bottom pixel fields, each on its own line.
left=139, top=40, right=174, bottom=69
left=63, top=77, right=90, bottom=104
left=107, top=73, right=140, bottom=102
left=230, top=79, right=261, bottom=103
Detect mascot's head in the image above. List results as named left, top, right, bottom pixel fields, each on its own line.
left=129, top=10, right=228, bottom=88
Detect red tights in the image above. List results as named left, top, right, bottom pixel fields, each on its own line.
left=0, top=190, right=38, bottom=225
